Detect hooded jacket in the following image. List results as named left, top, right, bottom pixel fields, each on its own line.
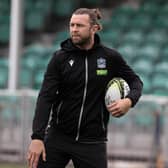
left=31, top=34, right=143, bottom=142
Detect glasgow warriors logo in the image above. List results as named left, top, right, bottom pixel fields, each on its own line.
left=97, top=58, right=106, bottom=69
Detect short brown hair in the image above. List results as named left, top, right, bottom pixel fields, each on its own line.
left=73, top=8, right=102, bottom=31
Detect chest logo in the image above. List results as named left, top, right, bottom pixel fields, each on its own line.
left=69, top=59, right=74, bottom=67
left=97, top=58, right=106, bottom=68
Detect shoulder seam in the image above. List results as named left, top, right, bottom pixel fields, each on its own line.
left=101, top=45, right=119, bottom=55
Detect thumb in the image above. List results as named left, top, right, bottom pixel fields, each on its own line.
left=42, top=148, right=46, bottom=162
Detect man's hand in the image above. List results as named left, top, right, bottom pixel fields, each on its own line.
left=27, top=139, right=46, bottom=168
left=107, top=98, right=132, bottom=117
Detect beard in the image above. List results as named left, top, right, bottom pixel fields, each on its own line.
left=71, top=34, right=91, bottom=47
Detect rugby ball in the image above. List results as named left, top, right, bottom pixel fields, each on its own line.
left=105, top=77, right=130, bottom=106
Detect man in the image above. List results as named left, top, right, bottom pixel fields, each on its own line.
left=27, top=8, right=143, bottom=168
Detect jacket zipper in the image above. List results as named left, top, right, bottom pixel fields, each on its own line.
left=101, top=104, right=105, bottom=131
left=56, top=101, right=63, bottom=124
left=75, top=56, right=88, bottom=141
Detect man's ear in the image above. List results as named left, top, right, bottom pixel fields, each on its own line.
left=93, top=24, right=102, bottom=33
left=92, top=24, right=101, bottom=33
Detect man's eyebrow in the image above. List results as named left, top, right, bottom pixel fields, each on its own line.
left=70, top=23, right=85, bottom=26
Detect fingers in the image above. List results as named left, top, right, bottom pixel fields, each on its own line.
left=27, top=151, right=40, bottom=168
left=107, top=101, right=123, bottom=117
left=112, top=111, right=124, bottom=117
left=27, top=150, right=31, bottom=162
left=33, top=153, right=40, bottom=168
left=107, top=101, right=119, bottom=113
left=42, top=149, right=46, bottom=162
left=27, top=140, right=46, bottom=168
left=107, top=101, right=117, bottom=108
left=27, top=150, right=32, bottom=168
left=111, top=109, right=123, bottom=117
left=28, top=152, right=35, bottom=168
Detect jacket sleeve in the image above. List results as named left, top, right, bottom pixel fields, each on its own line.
left=31, top=52, right=61, bottom=140
left=112, top=51, right=143, bottom=107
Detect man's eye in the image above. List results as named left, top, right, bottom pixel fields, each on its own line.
left=70, top=24, right=84, bottom=27
left=77, top=24, right=83, bottom=27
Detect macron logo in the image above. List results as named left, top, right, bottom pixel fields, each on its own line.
left=69, top=59, right=74, bottom=67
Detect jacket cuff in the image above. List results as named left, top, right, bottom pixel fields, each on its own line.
left=125, top=96, right=134, bottom=107
left=31, top=133, right=44, bottom=140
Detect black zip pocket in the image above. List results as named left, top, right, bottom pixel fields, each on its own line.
left=56, top=101, right=63, bottom=124
left=101, top=103, right=105, bottom=131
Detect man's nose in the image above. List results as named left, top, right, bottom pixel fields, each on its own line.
left=72, top=25, right=78, bottom=32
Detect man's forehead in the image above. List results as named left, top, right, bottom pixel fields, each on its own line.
left=70, top=14, right=90, bottom=23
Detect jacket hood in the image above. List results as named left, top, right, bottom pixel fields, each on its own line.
left=60, top=34, right=101, bottom=52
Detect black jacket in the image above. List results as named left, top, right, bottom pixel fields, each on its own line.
left=31, top=34, right=143, bottom=142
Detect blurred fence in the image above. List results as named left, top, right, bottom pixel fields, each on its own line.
left=107, top=95, right=168, bottom=167
left=0, top=90, right=37, bottom=163
left=0, top=90, right=168, bottom=167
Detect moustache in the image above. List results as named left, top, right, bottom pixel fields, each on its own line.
left=71, top=34, right=80, bottom=37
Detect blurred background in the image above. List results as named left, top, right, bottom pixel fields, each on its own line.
left=0, top=0, right=168, bottom=167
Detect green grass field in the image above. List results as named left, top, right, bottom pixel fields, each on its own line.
left=0, top=163, right=73, bottom=168
left=0, top=163, right=26, bottom=168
